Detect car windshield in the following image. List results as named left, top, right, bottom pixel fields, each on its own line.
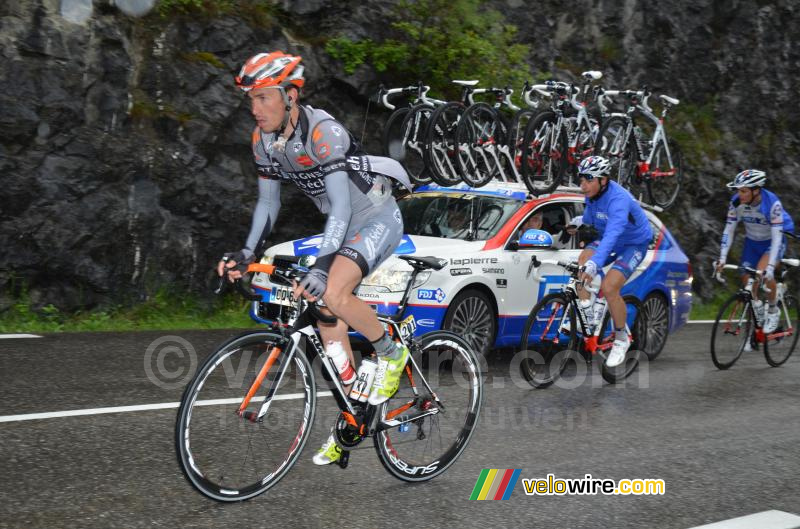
left=398, top=193, right=521, bottom=241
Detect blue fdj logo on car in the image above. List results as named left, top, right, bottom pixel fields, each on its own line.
left=417, top=288, right=446, bottom=303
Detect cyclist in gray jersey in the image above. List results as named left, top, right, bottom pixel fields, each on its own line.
left=217, top=51, right=412, bottom=466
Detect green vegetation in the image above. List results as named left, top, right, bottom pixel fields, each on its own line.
left=155, top=0, right=274, bottom=26
left=669, top=100, right=723, bottom=167
left=325, top=0, right=532, bottom=100
left=129, top=90, right=194, bottom=125
left=0, top=288, right=257, bottom=333
left=181, top=51, right=225, bottom=69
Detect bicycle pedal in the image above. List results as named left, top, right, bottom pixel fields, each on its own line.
left=337, top=450, right=350, bottom=469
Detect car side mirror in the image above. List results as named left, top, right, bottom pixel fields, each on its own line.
left=518, top=229, right=553, bottom=250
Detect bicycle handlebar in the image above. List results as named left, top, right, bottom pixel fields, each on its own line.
left=377, top=84, right=424, bottom=110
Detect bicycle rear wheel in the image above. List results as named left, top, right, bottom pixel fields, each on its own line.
left=175, top=331, right=316, bottom=502
left=519, top=292, right=579, bottom=388
left=374, top=331, right=482, bottom=482
left=598, top=295, right=645, bottom=384
left=456, top=102, right=503, bottom=187
left=425, top=102, right=465, bottom=187
left=710, top=295, right=753, bottom=370
left=646, top=138, right=683, bottom=209
left=382, top=107, right=410, bottom=158
left=398, top=104, right=436, bottom=185
left=763, top=294, right=799, bottom=367
left=520, top=111, right=566, bottom=195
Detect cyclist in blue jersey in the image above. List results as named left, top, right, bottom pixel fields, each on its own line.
left=216, top=51, right=413, bottom=465
left=715, top=169, right=795, bottom=333
left=566, top=156, right=652, bottom=367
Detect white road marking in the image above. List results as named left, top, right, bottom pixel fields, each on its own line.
left=688, top=510, right=800, bottom=529
left=687, top=320, right=715, bottom=324
left=0, top=334, right=43, bottom=339
left=0, top=391, right=333, bottom=423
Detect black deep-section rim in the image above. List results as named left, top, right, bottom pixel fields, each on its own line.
left=175, top=331, right=316, bottom=502
left=373, top=330, right=482, bottom=482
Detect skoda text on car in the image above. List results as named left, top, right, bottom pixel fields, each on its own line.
left=251, top=182, right=693, bottom=357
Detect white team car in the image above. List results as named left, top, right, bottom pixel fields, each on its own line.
left=251, top=182, right=693, bottom=357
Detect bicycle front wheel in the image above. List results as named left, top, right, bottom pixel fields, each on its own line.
left=425, top=102, right=465, bottom=187
left=175, top=331, right=316, bottom=502
left=646, top=138, right=683, bottom=209
left=519, top=292, right=578, bottom=388
left=599, top=295, right=645, bottom=384
left=374, top=331, right=483, bottom=482
left=710, top=295, right=753, bottom=370
left=763, top=294, right=799, bottom=367
left=398, top=104, right=435, bottom=185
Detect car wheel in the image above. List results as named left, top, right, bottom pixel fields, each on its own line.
left=442, top=289, right=497, bottom=357
left=642, top=292, right=669, bottom=360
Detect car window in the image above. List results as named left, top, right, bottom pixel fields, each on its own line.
left=398, top=193, right=520, bottom=241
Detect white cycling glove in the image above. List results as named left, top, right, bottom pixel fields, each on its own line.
left=764, top=263, right=775, bottom=282
left=583, top=260, right=598, bottom=279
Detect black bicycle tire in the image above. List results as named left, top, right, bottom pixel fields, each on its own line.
left=646, top=138, right=683, bottom=209
left=424, top=101, right=465, bottom=186
left=710, top=294, right=752, bottom=370
left=763, top=294, right=799, bottom=367
left=398, top=103, right=436, bottom=185
left=456, top=102, right=503, bottom=188
left=599, top=294, right=644, bottom=384
left=519, top=292, right=578, bottom=388
left=382, top=107, right=410, bottom=158
left=520, top=111, right=566, bottom=195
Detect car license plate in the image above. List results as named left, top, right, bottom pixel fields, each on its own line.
left=269, top=285, right=296, bottom=307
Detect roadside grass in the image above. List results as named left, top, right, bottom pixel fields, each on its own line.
left=0, top=290, right=259, bottom=334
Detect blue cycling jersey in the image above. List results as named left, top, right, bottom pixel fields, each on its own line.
left=583, top=181, right=652, bottom=269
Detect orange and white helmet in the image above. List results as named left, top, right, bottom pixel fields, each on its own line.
left=235, top=51, right=305, bottom=92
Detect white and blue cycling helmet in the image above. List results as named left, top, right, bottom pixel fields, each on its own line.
left=577, top=155, right=611, bottom=180
left=726, top=169, right=766, bottom=189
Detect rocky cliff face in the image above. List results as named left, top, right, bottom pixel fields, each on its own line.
left=1, top=0, right=799, bottom=312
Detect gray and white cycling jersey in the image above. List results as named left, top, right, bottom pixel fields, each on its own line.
left=244, top=105, right=411, bottom=272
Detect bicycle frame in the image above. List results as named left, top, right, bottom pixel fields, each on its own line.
left=235, top=261, right=444, bottom=439
left=716, top=261, right=797, bottom=343
left=528, top=258, right=630, bottom=357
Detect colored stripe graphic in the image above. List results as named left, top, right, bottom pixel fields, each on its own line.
left=469, top=469, right=521, bottom=500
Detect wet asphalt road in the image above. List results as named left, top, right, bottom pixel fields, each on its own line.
left=1, top=324, right=799, bottom=529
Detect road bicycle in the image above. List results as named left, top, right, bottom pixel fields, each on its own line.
left=710, top=255, right=800, bottom=369
left=519, top=256, right=646, bottom=387
left=175, top=255, right=483, bottom=501
left=378, top=82, right=445, bottom=185
left=593, top=88, right=683, bottom=209
left=519, top=71, right=604, bottom=195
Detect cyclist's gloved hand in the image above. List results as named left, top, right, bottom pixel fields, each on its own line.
left=219, top=249, right=255, bottom=276
left=558, top=229, right=572, bottom=245
left=764, top=263, right=775, bottom=282
left=299, top=268, right=328, bottom=299
left=582, top=260, right=598, bottom=279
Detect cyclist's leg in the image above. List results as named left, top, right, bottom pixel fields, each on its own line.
left=741, top=238, right=768, bottom=302
left=604, top=243, right=647, bottom=328
left=576, top=243, right=597, bottom=302
left=322, top=202, right=408, bottom=404
left=603, top=243, right=647, bottom=366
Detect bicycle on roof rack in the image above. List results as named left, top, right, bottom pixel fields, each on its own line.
left=593, top=87, right=683, bottom=209
left=175, top=255, right=483, bottom=502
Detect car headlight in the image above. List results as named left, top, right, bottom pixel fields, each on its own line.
left=361, top=269, right=431, bottom=292
left=259, top=254, right=274, bottom=265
